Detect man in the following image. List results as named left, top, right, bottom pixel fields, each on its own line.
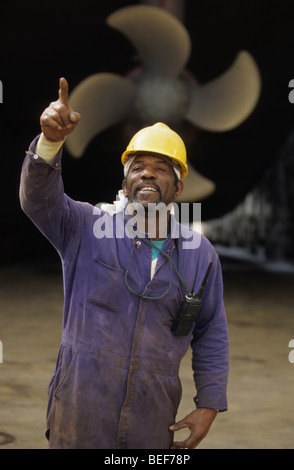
left=19, top=78, right=229, bottom=449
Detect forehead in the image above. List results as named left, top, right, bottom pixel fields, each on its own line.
left=131, top=154, right=173, bottom=168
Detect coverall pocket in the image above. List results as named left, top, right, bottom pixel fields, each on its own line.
left=87, top=258, right=126, bottom=313
left=53, top=347, right=77, bottom=399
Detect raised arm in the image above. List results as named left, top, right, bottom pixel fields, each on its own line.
left=19, top=78, right=92, bottom=258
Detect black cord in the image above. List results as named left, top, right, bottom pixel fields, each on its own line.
left=124, top=240, right=174, bottom=300
left=124, top=219, right=191, bottom=300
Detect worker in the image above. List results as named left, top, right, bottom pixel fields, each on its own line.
left=19, top=78, right=229, bottom=449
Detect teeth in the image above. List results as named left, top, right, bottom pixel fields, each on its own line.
left=141, top=187, right=157, bottom=192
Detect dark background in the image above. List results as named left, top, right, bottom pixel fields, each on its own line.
left=1, top=0, right=294, bottom=263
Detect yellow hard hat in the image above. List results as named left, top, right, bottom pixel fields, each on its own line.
left=121, top=122, right=188, bottom=179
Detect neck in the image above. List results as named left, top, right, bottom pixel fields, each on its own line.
left=126, top=202, right=172, bottom=240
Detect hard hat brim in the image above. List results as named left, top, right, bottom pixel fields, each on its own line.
left=121, top=150, right=188, bottom=179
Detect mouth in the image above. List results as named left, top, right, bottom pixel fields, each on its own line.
left=136, top=184, right=160, bottom=194
left=131, top=184, right=162, bottom=205
left=138, top=186, right=158, bottom=193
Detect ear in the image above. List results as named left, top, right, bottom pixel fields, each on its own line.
left=122, top=179, right=128, bottom=197
left=173, top=180, right=184, bottom=201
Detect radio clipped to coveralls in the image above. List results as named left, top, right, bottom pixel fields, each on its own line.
left=171, top=260, right=213, bottom=336
left=124, top=228, right=214, bottom=336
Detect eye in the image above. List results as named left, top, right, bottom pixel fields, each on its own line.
left=156, top=166, right=167, bottom=172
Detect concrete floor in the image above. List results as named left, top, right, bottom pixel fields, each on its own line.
left=0, top=261, right=294, bottom=449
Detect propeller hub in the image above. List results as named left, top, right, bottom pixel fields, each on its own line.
left=135, top=76, right=188, bottom=126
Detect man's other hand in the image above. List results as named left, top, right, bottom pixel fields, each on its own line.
left=169, top=408, right=218, bottom=449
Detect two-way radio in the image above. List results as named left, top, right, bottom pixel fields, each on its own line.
left=171, top=260, right=213, bottom=336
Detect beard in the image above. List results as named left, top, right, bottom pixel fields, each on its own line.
left=132, top=193, right=162, bottom=209
left=125, top=199, right=173, bottom=239
left=130, top=183, right=162, bottom=209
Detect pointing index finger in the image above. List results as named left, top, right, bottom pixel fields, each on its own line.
left=58, top=77, right=69, bottom=106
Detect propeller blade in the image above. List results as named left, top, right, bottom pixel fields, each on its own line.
left=66, top=73, right=136, bottom=158
left=177, top=162, right=216, bottom=202
left=185, top=51, right=261, bottom=132
left=140, top=0, right=186, bottom=22
left=106, top=5, right=191, bottom=77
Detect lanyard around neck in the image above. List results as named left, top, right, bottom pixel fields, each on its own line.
left=124, top=216, right=190, bottom=300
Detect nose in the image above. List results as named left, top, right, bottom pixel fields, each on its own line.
left=141, top=165, right=156, bottom=179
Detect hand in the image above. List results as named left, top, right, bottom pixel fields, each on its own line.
left=40, top=77, right=81, bottom=142
left=169, top=408, right=218, bottom=449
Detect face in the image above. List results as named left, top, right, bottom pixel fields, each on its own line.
left=122, top=155, right=184, bottom=208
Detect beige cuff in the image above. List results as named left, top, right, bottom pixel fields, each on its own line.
left=35, top=133, right=65, bottom=162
